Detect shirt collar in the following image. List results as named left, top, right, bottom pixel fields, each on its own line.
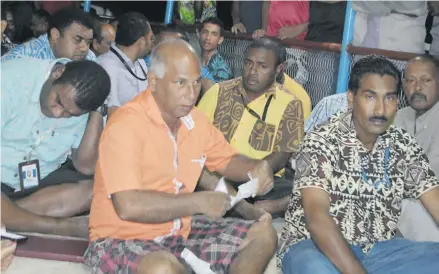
left=204, top=49, right=218, bottom=66
left=110, top=44, right=136, bottom=68
left=31, top=58, right=71, bottom=103
left=142, top=90, right=195, bottom=131
left=416, top=100, right=439, bottom=123
left=39, top=34, right=57, bottom=59
left=237, top=77, right=278, bottom=100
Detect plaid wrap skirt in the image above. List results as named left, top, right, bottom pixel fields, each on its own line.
left=84, top=215, right=254, bottom=274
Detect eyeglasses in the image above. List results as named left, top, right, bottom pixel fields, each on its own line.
left=240, top=93, right=274, bottom=122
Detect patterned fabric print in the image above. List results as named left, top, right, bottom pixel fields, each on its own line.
left=84, top=215, right=253, bottom=274
left=304, top=92, right=348, bottom=133
left=212, top=78, right=303, bottom=154
left=178, top=0, right=216, bottom=25
left=178, top=0, right=196, bottom=25
left=273, top=99, right=304, bottom=153
left=201, top=0, right=217, bottom=22
left=277, top=110, right=439, bottom=270
left=250, top=120, right=276, bottom=151
left=205, top=51, right=233, bottom=83
left=1, top=34, right=96, bottom=61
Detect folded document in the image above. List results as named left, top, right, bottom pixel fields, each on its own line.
left=214, top=177, right=259, bottom=207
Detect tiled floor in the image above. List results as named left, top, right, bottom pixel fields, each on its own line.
left=6, top=219, right=285, bottom=274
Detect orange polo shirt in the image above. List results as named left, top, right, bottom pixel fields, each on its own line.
left=89, top=90, right=238, bottom=241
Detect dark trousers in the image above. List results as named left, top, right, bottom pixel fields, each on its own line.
left=1, top=159, right=93, bottom=200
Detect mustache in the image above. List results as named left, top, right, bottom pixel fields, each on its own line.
left=369, top=116, right=388, bottom=122
left=410, top=92, right=427, bottom=101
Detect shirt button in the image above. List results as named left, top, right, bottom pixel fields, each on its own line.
left=23, top=156, right=27, bottom=160
left=424, top=125, right=427, bottom=129
left=36, top=130, right=39, bottom=134
left=14, top=173, right=18, bottom=177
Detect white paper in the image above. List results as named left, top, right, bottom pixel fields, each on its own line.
left=215, top=177, right=260, bottom=207
left=181, top=248, right=215, bottom=274
left=1, top=227, right=27, bottom=240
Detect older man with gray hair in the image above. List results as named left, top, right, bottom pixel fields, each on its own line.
left=84, top=38, right=278, bottom=274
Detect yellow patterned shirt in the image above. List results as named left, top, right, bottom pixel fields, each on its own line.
left=197, top=77, right=304, bottom=166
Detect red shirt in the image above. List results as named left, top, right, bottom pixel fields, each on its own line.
left=41, top=1, right=75, bottom=15
left=267, top=0, right=309, bottom=40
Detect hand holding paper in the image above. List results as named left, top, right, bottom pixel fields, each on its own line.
left=1, top=226, right=27, bottom=241
left=249, top=160, right=274, bottom=196
left=215, top=177, right=260, bottom=207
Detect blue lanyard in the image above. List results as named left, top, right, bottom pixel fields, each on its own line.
left=361, top=147, right=391, bottom=189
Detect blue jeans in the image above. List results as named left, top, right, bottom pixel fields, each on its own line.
left=282, top=238, right=439, bottom=274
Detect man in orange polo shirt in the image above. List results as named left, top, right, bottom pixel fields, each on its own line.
left=84, top=39, right=277, bottom=274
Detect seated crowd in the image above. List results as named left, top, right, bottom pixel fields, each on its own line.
left=1, top=7, right=439, bottom=274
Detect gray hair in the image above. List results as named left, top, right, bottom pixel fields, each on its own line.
left=148, top=38, right=201, bottom=79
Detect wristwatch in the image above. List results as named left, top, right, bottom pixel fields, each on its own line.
left=95, top=104, right=108, bottom=116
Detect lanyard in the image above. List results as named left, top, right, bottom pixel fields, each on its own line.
left=27, top=118, right=60, bottom=161
left=361, top=146, right=391, bottom=189
left=240, top=94, right=274, bottom=122
left=110, top=47, right=147, bottom=81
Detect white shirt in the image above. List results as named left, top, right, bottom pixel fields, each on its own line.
left=98, top=44, right=148, bottom=107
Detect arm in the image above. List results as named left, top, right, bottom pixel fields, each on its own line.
left=112, top=190, right=204, bottom=223
left=420, top=187, right=439, bottom=227
left=264, top=152, right=292, bottom=174
left=219, top=155, right=260, bottom=182
left=302, top=188, right=366, bottom=274
left=202, top=119, right=274, bottom=195
left=231, top=0, right=241, bottom=25
left=278, top=22, right=309, bottom=40
left=252, top=1, right=270, bottom=38
left=71, top=112, right=104, bottom=175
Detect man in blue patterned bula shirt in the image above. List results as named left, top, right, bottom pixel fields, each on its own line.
left=199, top=17, right=232, bottom=83
left=2, top=8, right=96, bottom=62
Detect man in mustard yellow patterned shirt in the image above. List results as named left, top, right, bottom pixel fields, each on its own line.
left=198, top=38, right=304, bottom=218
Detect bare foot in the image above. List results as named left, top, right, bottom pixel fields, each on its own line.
left=258, top=211, right=272, bottom=223
left=1, top=240, right=16, bottom=271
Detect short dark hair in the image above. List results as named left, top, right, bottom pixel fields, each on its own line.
left=53, top=60, right=111, bottom=111
left=159, top=24, right=189, bottom=42
left=93, top=22, right=105, bottom=43
left=115, top=12, right=150, bottom=47
left=33, top=9, right=50, bottom=21
left=406, top=54, right=439, bottom=77
left=244, top=38, right=286, bottom=67
left=202, top=17, right=224, bottom=36
left=349, top=55, right=401, bottom=94
left=48, top=8, right=94, bottom=38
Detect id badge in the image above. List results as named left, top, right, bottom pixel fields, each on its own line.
left=18, top=159, right=41, bottom=190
